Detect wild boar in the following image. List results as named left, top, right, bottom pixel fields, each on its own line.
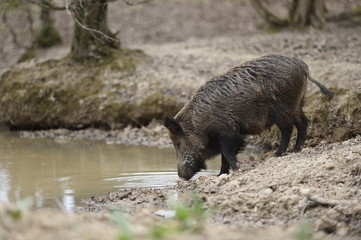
left=164, top=54, right=333, bottom=180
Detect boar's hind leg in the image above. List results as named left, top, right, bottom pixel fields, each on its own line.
left=293, top=111, right=308, bottom=152
left=219, top=135, right=244, bottom=175
left=274, top=122, right=294, bottom=157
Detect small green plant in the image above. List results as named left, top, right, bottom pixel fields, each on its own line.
left=151, top=192, right=209, bottom=240
left=110, top=192, right=209, bottom=240
left=173, top=192, right=207, bottom=232
left=10, top=209, right=22, bottom=221
left=151, top=224, right=175, bottom=240
left=295, top=219, right=312, bottom=240
left=111, top=210, right=133, bottom=240
left=9, top=197, right=34, bottom=221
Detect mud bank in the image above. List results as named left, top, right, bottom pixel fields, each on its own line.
left=19, top=120, right=173, bottom=148
left=73, top=136, right=361, bottom=239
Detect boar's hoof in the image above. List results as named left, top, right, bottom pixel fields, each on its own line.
left=218, top=171, right=229, bottom=177
left=274, top=150, right=284, bottom=157
left=292, top=146, right=303, bottom=153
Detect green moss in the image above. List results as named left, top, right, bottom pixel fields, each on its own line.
left=102, top=101, right=136, bottom=128
left=102, top=93, right=178, bottom=127
left=351, top=5, right=361, bottom=14
left=0, top=58, right=104, bottom=129
left=0, top=68, right=104, bottom=129
left=0, top=52, right=180, bottom=130
left=35, top=24, right=62, bottom=48
left=135, top=93, right=178, bottom=125
left=305, top=92, right=330, bottom=124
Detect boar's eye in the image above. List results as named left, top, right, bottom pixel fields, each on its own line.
left=174, top=141, right=181, bottom=149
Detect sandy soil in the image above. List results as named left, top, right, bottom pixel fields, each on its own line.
left=1, top=0, right=361, bottom=239
left=84, top=136, right=361, bottom=239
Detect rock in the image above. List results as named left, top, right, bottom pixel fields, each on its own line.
left=258, top=188, right=273, bottom=196
left=154, top=210, right=176, bottom=218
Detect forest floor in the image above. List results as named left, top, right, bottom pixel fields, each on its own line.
left=1, top=0, right=361, bottom=240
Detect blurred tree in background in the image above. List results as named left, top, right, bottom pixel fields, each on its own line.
left=0, top=0, right=358, bottom=65
left=251, top=0, right=326, bottom=28
left=67, top=0, right=152, bottom=61
left=250, top=0, right=360, bottom=29
left=0, top=0, right=151, bottom=63
left=1, top=0, right=63, bottom=62
left=33, top=0, right=63, bottom=48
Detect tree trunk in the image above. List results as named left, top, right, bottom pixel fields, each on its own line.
left=250, top=0, right=326, bottom=28
left=18, top=0, right=62, bottom=62
left=34, top=0, right=62, bottom=48
left=290, top=0, right=326, bottom=28
left=69, top=0, right=120, bottom=61
left=250, top=0, right=288, bottom=27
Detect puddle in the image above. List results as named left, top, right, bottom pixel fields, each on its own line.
left=0, top=131, right=261, bottom=212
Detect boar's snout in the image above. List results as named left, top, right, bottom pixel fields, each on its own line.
left=177, top=164, right=197, bottom=180
left=177, top=155, right=206, bottom=180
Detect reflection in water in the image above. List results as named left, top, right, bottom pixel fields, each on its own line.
left=63, top=194, right=75, bottom=213
left=35, top=189, right=43, bottom=208
left=0, top=132, right=260, bottom=212
left=104, top=172, right=179, bottom=188
left=106, top=169, right=220, bottom=189
left=0, top=167, right=10, bottom=202
left=0, top=132, right=183, bottom=212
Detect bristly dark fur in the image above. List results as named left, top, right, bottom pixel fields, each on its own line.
left=165, top=54, right=333, bottom=180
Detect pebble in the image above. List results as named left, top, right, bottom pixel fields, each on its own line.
left=299, top=187, right=311, bottom=195
left=324, top=164, right=336, bottom=170
left=154, top=210, right=176, bottom=218
left=258, top=188, right=273, bottom=196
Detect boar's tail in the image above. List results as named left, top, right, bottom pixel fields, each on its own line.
left=306, top=72, right=334, bottom=97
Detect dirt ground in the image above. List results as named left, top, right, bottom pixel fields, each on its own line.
left=1, top=0, right=361, bottom=240
left=1, top=136, right=360, bottom=240
left=84, top=136, right=361, bottom=239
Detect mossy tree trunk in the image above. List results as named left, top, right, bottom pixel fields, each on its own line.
left=69, top=0, right=120, bottom=61
left=251, top=0, right=326, bottom=28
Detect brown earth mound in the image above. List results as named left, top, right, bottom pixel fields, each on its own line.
left=83, top=136, right=361, bottom=239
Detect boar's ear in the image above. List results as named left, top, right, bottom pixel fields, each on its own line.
left=163, top=117, right=184, bottom=135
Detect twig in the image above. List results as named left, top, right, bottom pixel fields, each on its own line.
left=301, top=194, right=358, bottom=214
left=64, top=0, right=121, bottom=45
left=123, top=0, right=153, bottom=6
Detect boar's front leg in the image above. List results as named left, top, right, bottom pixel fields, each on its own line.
left=219, top=135, right=245, bottom=175
left=220, top=155, right=230, bottom=175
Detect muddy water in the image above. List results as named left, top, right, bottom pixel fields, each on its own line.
left=0, top=132, right=260, bottom=212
